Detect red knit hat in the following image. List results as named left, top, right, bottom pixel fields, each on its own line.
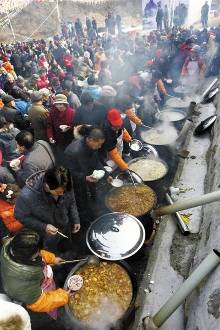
left=107, top=108, right=123, bottom=127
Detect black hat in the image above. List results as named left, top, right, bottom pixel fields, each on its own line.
left=2, top=94, right=14, bottom=104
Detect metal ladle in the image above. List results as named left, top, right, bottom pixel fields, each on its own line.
left=141, top=124, right=152, bottom=129
left=60, top=255, right=100, bottom=265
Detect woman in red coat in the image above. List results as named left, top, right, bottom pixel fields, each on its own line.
left=47, top=94, right=75, bottom=163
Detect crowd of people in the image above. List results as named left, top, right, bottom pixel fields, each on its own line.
left=0, top=8, right=219, bottom=329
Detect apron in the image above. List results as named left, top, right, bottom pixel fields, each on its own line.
left=41, top=265, right=57, bottom=320
left=183, top=60, right=200, bottom=92
left=106, top=130, right=124, bottom=170
left=187, top=61, right=200, bottom=77
left=153, top=83, right=162, bottom=103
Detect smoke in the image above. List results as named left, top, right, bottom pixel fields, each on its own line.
left=86, top=297, right=124, bottom=330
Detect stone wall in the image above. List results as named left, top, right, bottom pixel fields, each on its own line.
left=185, top=92, right=220, bottom=329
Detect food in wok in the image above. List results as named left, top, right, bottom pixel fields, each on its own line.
left=140, top=125, right=178, bottom=145
left=157, top=110, right=185, bottom=122
left=129, top=158, right=167, bottom=181
left=107, top=184, right=156, bottom=216
left=69, top=262, right=133, bottom=327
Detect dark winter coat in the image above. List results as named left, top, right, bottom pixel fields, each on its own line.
left=64, top=138, right=106, bottom=182
left=14, top=171, right=80, bottom=236
left=0, top=127, right=20, bottom=161
left=15, top=140, right=55, bottom=187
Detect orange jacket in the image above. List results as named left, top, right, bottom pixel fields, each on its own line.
left=122, top=128, right=132, bottom=143
left=27, top=288, right=69, bottom=312
left=157, top=79, right=168, bottom=96
left=3, top=62, right=13, bottom=73
left=125, top=108, right=142, bottom=125
left=40, top=250, right=56, bottom=264
left=0, top=99, right=4, bottom=109
left=27, top=250, right=69, bottom=312
left=0, top=199, right=23, bottom=233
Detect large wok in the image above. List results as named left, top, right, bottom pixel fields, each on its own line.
left=127, top=157, right=168, bottom=183
left=62, top=259, right=138, bottom=330
left=105, top=188, right=220, bottom=236
left=105, top=183, right=157, bottom=217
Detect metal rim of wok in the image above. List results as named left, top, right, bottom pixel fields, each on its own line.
left=86, top=212, right=146, bottom=260
left=115, top=169, right=144, bottom=185
left=142, top=143, right=159, bottom=158
left=128, top=156, right=169, bottom=182
left=63, top=259, right=138, bottom=330
left=105, top=184, right=157, bottom=217
left=155, top=109, right=187, bottom=122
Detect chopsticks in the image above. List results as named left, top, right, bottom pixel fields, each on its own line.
left=57, top=231, right=69, bottom=239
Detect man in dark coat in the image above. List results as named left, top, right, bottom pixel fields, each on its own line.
left=1, top=94, right=28, bottom=130
left=92, top=17, right=98, bottom=35
left=86, top=17, right=92, bottom=32
left=65, top=127, right=108, bottom=220
left=201, top=1, right=209, bottom=28
left=156, top=3, right=164, bottom=31
left=116, top=14, right=122, bottom=34
left=14, top=167, right=80, bottom=252
left=74, top=93, right=106, bottom=126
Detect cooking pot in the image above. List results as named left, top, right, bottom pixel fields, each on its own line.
left=128, top=157, right=168, bottom=183
left=165, top=97, right=190, bottom=109
left=63, top=259, right=138, bottom=330
left=155, top=109, right=186, bottom=123
left=105, top=184, right=157, bottom=217
left=155, top=109, right=187, bottom=130
left=139, top=125, right=178, bottom=146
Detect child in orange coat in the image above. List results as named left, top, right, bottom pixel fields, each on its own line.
left=0, top=183, right=23, bottom=243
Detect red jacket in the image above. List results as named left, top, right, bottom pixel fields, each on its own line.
left=47, top=106, right=75, bottom=146
left=63, top=54, right=74, bottom=69
left=37, top=75, right=49, bottom=89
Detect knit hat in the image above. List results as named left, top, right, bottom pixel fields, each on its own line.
left=53, top=94, right=69, bottom=105
left=39, top=88, right=51, bottom=97
left=30, top=91, right=42, bottom=102
left=2, top=95, right=14, bottom=104
left=107, top=108, right=123, bottom=127
left=102, top=85, right=117, bottom=97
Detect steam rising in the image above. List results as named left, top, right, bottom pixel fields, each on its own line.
left=86, top=297, right=124, bottom=330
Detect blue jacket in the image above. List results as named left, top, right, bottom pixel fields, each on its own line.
left=15, top=99, right=31, bottom=118
left=82, top=85, right=102, bottom=100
